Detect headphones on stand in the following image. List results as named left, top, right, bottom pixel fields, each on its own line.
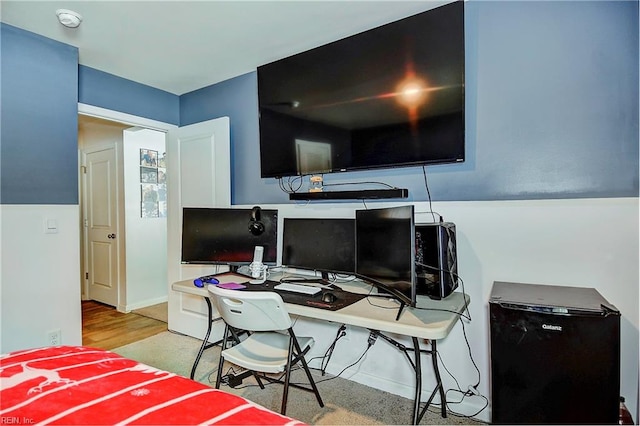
left=248, top=206, right=265, bottom=236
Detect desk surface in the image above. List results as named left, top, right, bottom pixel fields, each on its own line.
left=172, top=273, right=470, bottom=341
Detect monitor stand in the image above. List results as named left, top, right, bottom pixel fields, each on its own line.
left=395, top=301, right=406, bottom=321
left=353, top=273, right=412, bottom=321
left=281, top=277, right=331, bottom=285
left=280, top=271, right=337, bottom=288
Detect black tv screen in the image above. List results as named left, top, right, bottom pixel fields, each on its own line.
left=181, top=207, right=278, bottom=265
left=355, top=205, right=416, bottom=305
left=257, top=1, right=465, bottom=178
left=282, top=218, right=355, bottom=274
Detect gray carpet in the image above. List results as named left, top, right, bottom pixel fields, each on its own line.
left=113, top=331, right=485, bottom=425
left=132, top=302, right=168, bottom=323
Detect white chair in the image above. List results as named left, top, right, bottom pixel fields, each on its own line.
left=207, top=285, right=324, bottom=415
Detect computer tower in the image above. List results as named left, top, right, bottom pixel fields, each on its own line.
left=489, top=281, right=621, bottom=424
left=415, top=222, right=458, bottom=299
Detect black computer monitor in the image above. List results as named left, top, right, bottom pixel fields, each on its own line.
left=355, top=205, right=416, bottom=306
left=181, top=207, right=278, bottom=266
left=282, top=218, right=356, bottom=277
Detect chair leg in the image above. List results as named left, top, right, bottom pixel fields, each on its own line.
left=289, top=329, right=324, bottom=409
left=229, top=328, right=265, bottom=389
left=253, top=371, right=266, bottom=389
left=280, top=337, right=295, bottom=415
left=215, top=325, right=231, bottom=389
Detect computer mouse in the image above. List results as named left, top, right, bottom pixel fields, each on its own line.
left=321, top=292, right=337, bottom=304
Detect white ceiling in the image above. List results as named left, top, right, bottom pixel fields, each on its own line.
left=1, top=1, right=448, bottom=95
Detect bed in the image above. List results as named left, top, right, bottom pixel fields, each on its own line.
left=0, top=345, right=304, bottom=425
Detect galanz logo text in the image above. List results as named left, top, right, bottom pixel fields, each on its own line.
left=542, top=324, right=562, bottom=331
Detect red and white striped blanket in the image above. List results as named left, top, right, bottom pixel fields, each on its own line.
left=0, top=345, right=304, bottom=425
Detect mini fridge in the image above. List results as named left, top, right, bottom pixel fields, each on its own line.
left=489, top=281, right=620, bottom=424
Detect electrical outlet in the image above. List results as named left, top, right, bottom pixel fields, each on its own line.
left=339, top=325, right=349, bottom=342
left=367, top=331, right=378, bottom=347
left=47, top=329, right=61, bottom=346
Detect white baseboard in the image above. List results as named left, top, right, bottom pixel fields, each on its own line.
left=326, top=369, right=491, bottom=423
left=125, top=296, right=168, bottom=312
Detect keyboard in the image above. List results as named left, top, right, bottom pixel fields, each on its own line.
left=274, top=282, right=322, bottom=296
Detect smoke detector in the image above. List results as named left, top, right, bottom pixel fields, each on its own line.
left=56, top=9, right=82, bottom=28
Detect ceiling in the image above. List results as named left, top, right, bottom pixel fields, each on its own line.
left=1, top=1, right=448, bottom=95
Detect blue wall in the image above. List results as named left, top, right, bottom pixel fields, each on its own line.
left=181, top=0, right=639, bottom=205
left=3, top=1, right=637, bottom=206
left=0, top=24, right=179, bottom=204
left=180, top=73, right=258, bottom=204
left=1, top=24, right=79, bottom=204
left=79, top=66, right=180, bottom=126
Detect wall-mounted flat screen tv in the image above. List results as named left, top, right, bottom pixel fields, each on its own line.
left=257, top=1, right=465, bottom=178
left=181, top=207, right=278, bottom=265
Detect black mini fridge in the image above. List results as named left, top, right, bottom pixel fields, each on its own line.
left=489, top=281, right=620, bottom=424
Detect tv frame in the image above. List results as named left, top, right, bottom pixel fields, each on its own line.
left=257, top=1, right=465, bottom=179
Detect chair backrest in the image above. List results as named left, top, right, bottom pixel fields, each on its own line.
left=207, top=285, right=292, bottom=332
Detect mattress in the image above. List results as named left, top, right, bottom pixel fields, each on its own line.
left=0, top=345, right=304, bottom=425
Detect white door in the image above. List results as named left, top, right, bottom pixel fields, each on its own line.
left=84, top=147, right=119, bottom=306
left=166, top=117, right=230, bottom=341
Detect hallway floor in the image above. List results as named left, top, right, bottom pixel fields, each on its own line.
left=82, top=300, right=167, bottom=350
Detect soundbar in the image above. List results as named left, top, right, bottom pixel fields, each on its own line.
left=289, top=188, right=408, bottom=201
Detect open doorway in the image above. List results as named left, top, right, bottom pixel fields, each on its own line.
left=78, top=104, right=232, bottom=343
left=78, top=114, right=168, bottom=313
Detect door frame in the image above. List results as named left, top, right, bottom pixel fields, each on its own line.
left=78, top=103, right=177, bottom=312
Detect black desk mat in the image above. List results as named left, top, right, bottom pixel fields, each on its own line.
left=241, top=280, right=366, bottom=311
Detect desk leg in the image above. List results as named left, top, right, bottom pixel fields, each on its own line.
left=190, top=297, right=221, bottom=380
left=416, top=340, right=447, bottom=423
left=412, top=337, right=421, bottom=425
left=431, top=340, right=446, bottom=418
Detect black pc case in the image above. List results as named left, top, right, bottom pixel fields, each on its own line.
left=489, top=281, right=620, bottom=424
left=415, top=222, right=458, bottom=299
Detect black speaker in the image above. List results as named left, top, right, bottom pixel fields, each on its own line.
left=415, top=222, right=458, bottom=299
left=248, top=206, right=265, bottom=236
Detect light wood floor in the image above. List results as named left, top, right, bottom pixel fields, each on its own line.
left=82, top=300, right=167, bottom=350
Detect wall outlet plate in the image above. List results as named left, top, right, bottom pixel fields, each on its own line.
left=47, top=329, right=61, bottom=346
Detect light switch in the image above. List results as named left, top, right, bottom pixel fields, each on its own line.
left=45, top=219, right=58, bottom=234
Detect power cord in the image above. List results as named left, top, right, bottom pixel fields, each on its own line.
left=429, top=319, right=487, bottom=419
left=277, top=176, right=304, bottom=194
left=307, top=324, right=348, bottom=376
left=321, top=325, right=347, bottom=375
left=414, top=262, right=471, bottom=321
left=314, top=337, right=375, bottom=384
left=421, top=165, right=437, bottom=222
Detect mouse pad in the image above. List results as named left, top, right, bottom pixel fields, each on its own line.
left=243, top=280, right=366, bottom=311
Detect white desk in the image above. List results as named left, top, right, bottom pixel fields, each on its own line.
left=172, top=272, right=470, bottom=425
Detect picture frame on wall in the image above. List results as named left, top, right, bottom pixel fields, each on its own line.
left=140, top=167, right=157, bottom=183
left=139, top=149, right=167, bottom=218
left=141, top=184, right=159, bottom=218
left=140, top=149, right=157, bottom=167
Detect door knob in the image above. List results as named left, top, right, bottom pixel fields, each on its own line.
left=107, top=233, right=116, bottom=239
